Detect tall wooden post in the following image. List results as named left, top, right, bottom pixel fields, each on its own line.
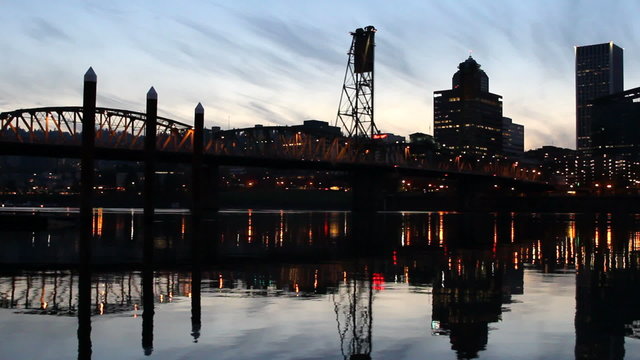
left=142, top=89, right=157, bottom=355
left=142, top=266, right=155, bottom=356
left=77, top=264, right=92, bottom=360
left=80, top=67, right=96, bottom=263
left=78, top=67, right=96, bottom=360
left=192, top=103, right=204, bottom=259
left=191, top=103, right=204, bottom=341
left=144, top=87, right=157, bottom=262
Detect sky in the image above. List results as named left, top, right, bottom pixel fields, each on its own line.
left=1, top=0, right=640, bottom=150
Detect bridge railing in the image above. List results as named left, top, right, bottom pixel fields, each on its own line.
left=0, top=107, right=540, bottom=181
left=0, top=107, right=194, bottom=152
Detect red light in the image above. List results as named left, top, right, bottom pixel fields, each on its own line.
left=373, top=134, right=388, bottom=140
left=372, top=273, right=385, bottom=291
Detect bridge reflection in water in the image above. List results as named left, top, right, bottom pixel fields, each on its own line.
left=1, top=211, right=640, bottom=359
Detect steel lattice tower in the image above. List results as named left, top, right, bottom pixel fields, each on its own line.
left=336, top=26, right=379, bottom=139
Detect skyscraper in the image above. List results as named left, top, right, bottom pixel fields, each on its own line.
left=575, top=42, right=623, bottom=150
left=502, top=117, right=524, bottom=158
left=434, top=56, right=503, bottom=158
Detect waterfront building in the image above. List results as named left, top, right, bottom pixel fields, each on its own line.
left=523, top=146, right=578, bottom=187
left=502, top=117, right=524, bottom=158
left=589, top=87, right=640, bottom=189
left=575, top=42, right=623, bottom=150
left=434, top=56, right=503, bottom=158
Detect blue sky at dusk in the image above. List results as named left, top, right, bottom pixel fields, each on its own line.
left=2, top=0, right=639, bottom=149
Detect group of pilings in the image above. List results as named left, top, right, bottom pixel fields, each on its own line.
left=78, top=67, right=210, bottom=264
left=77, top=68, right=208, bottom=358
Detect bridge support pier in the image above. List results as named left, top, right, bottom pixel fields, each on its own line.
left=203, top=164, right=220, bottom=214
left=350, top=169, right=398, bottom=255
left=144, top=88, right=157, bottom=263
left=457, top=178, right=488, bottom=212
left=351, top=169, right=397, bottom=213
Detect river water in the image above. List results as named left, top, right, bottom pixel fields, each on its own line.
left=1, top=208, right=639, bottom=359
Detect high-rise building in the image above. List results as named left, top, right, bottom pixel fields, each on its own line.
left=575, top=42, right=623, bottom=150
left=502, top=117, right=524, bottom=158
left=434, top=56, right=503, bottom=158
left=588, top=87, right=640, bottom=187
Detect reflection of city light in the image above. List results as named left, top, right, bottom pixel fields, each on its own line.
left=427, top=214, right=432, bottom=245
left=247, top=210, right=253, bottom=243
left=568, top=221, right=576, bottom=240
left=329, top=219, right=340, bottom=239
left=493, top=218, right=498, bottom=253
left=323, top=217, right=329, bottom=237
left=180, top=216, right=186, bottom=239
left=372, top=273, right=385, bottom=291
left=510, top=216, right=515, bottom=243
left=99, top=303, right=104, bottom=315
left=607, top=225, right=612, bottom=250
left=401, top=213, right=406, bottom=246
left=314, top=270, right=318, bottom=290
left=278, top=211, right=284, bottom=247
left=93, top=208, right=103, bottom=237
left=438, top=213, right=444, bottom=246
left=219, top=274, right=223, bottom=289
left=130, top=210, right=135, bottom=241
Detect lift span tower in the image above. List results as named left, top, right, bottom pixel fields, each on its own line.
left=336, top=26, right=379, bottom=139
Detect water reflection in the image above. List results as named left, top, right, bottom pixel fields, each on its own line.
left=1, top=211, right=640, bottom=359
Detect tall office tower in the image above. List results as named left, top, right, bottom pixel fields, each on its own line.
left=575, top=42, right=623, bottom=150
left=589, top=87, right=640, bottom=186
left=434, top=56, right=503, bottom=158
left=502, top=117, right=525, bottom=158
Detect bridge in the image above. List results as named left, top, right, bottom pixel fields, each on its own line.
left=0, top=72, right=547, bottom=212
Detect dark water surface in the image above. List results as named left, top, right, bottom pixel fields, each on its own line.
left=1, top=208, right=640, bottom=359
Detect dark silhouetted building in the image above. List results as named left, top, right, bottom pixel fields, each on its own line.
left=434, top=56, right=503, bottom=158
left=588, top=87, right=640, bottom=188
left=523, top=146, right=578, bottom=187
left=407, top=132, right=439, bottom=163
left=575, top=42, right=623, bottom=151
left=502, top=117, right=524, bottom=158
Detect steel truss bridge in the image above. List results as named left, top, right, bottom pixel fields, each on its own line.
left=0, top=106, right=543, bottom=186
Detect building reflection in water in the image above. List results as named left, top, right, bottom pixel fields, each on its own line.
left=574, top=214, right=640, bottom=360
left=426, top=213, right=524, bottom=360
left=2, top=211, right=640, bottom=359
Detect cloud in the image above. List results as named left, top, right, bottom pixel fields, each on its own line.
left=26, top=18, right=72, bottom=43
left=242, top=16, right=343, bottom=67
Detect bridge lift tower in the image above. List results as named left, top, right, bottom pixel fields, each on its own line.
left=336, top=26, right=380, bottom=140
